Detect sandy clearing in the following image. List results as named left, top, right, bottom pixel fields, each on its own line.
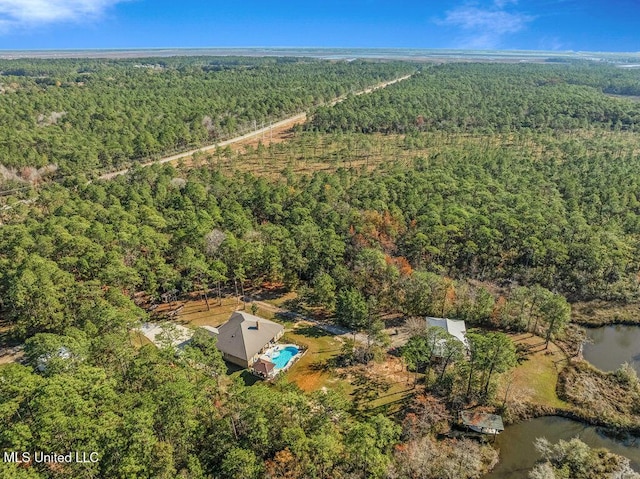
left=98, top=112, right=308, bottom=180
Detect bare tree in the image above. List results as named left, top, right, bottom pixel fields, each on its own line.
left=205, top=229, right=227, bottom=305
left=205, top=229, right=226, bottom=257
left=404, top=316, right=427, bottom=337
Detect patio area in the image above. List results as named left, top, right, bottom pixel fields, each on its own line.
left=251, top=343, right=305, bottom=379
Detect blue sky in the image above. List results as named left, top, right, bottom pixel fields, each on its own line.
left=0, top=0, right=638, bottom=52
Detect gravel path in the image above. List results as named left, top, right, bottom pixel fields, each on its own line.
left=248, top=299, right=370, bottom=344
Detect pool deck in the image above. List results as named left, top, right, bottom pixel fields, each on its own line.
left=256, top=343, right=305, bottom=378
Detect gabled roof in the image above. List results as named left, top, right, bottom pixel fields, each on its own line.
left=214, top=311, right=284, bottom=361
left=426, top=317, right=469, bottom=348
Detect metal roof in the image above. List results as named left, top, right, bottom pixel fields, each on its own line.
left=460, top=411, right=505, bottom=431
left=427, top=317, right=469, bottom=348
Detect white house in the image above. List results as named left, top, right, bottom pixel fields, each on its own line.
left=426, top=317, right=469, bottom=354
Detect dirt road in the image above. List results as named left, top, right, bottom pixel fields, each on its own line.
left=98, top=73, right=413, bottom=181
left=331, top=73, right=412, bottom=104
left=248, top=298, right=371, bottom=344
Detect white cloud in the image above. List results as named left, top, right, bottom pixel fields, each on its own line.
left=0, top=0, right=126, bottom=31
left=538, top=36, right=567, bottom=51
left=493, top=0, right=518, bottom=8
left=438, top=1, right=535, bottom=49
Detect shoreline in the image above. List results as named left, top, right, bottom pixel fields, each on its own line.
left=506, top=404, right=640, bottom=440
left=571, top=301, right=640, bottom=327
left=572, top=318, right=640, bottom=328
left=503, top=352, right=640, bottom=435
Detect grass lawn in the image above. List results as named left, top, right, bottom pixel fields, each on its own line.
left=158, top=296, right=278, bottom=329
left=263, top=291, right=298, bottom=308
left=366, top=381, right=414, bottom=416
left=172, top=306, right=418, bottom=415
left=498, top=332, right=568, bottom=409
left=346, top=357, right=417, bottom=417
left=171, top=297, right=243, bottom=328
left=284, top=322, right=347, bottom=393
left=284, top=322, right=417, bottom=416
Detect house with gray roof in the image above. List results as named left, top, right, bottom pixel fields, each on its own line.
left=208, top=311, right=285, bottom=368
left=460, top=410, right=504, bottom=435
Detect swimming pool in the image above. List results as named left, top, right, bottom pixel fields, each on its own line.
left=271, top=345, right=300, bottom=370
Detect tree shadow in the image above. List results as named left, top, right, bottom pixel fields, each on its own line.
left=225, top=362, right=244, bottom=376
left=238, top=370, right=261, bottom=387
left=350, top=371, right=392, bottom=407
left=282, top=298, right=303, bottom=311
left=225, top=362, right=261, bottom=386
left=0, top=320, right=20, bottom=348
left=275, top=311, right=298, bottom=322
left=365, top=393, right=414, bottom=419
left=244, top=285, right=289, bottom=302
left=384, top=315, right=407, bottom=328
left=294, top=325, right=330, bottom=339
left=308, top=359, right=332, bottom=372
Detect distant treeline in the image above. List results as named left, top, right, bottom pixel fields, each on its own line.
left=309, top=63, right=640, bottom=134
left=0, top=57, right=413, bottom=175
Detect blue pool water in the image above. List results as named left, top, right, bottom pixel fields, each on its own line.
left=271, top=346, right=299, bottom=370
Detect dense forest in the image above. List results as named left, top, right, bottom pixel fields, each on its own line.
left=3, top=59, right=640, bottom=478
left=0, top=156, right=633, bottom=478
left=309, top=63, right=640, bottom=134
left=0, top=157, right=565, bottom=478
left=15, top=127, right=634, bottom=304
left=0, top=57, right=413, bottom=175
left=0, top=167, right=508, bottom=479
left=1, top=329, right=413, bottom=479
left=0, top=156, right=611, bottom=338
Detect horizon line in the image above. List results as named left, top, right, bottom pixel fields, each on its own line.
left=0, top=46, right=639, bottom=54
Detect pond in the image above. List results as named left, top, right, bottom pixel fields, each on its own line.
left=484, top=416, right=640, bottom=479
left=583, top=324, right=640, bottom=374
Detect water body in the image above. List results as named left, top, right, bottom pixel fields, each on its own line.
left=1, top=48, right=639, bottom=64
left=485, top=416, right=640, bottom=479
left=271, top=345, right=300, bottom=370
left=583, top=325, right=640, bottom=375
